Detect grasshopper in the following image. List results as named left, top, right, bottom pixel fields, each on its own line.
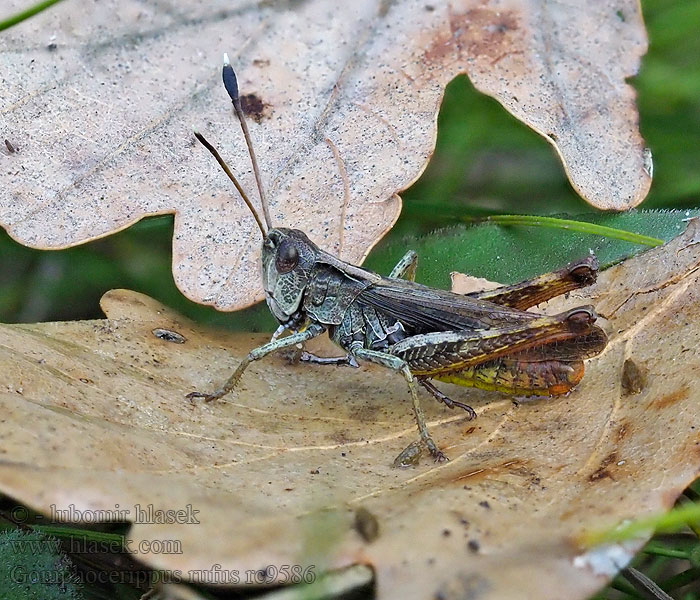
left=187, top=56, right=608, bottom=466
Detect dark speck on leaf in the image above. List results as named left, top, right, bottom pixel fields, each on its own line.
left=241, top=93, right=268, bottom=123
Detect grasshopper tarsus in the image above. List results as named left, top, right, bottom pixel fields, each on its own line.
left=454, top=402, right=477, bottom=419
left=186, top=391, right=220, bottom=403
left=419, top=379, right=477, bottom=419
left=431, top=449, right=449, bottom=463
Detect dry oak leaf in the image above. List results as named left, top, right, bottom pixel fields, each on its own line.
left=1, top=0, right=650, bottom=310
left=1, top=221, right=700, bottom=599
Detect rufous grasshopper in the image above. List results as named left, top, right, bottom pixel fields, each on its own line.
left=187, top=56, right=608, bottom=466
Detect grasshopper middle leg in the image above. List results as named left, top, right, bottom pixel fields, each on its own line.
left=349, top=344, right=447, bottom=464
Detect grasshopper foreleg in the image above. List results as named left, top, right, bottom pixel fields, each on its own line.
left=299, top=352, right=359, bottom=367
left=187, top=323, right=325, bottom=402
left=418, top=379, right=477, bottom=419
left=349, top=344, right=447, bottom=465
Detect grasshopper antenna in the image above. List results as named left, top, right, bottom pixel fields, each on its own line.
left=222, top=53, right=273, bottom=231
left=194, top=130, right=267, bottom=238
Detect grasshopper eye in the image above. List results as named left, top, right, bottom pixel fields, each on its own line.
left=276, top=239, right=299, bottom=274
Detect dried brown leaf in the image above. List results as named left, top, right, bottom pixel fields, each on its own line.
left=1, top=0, right=649, bottom=310
left=1, top=221, right=699, bottom=599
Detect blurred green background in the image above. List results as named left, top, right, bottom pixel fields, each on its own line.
left=0, top=0, right=698, bottom=332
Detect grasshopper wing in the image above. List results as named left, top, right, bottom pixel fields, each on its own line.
left=359, top=277, right=538, bottom=334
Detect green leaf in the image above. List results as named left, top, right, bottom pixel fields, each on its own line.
left=364, top=210, right=699, bottom=289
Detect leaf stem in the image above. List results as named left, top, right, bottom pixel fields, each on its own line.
left=465, top=214, right=665, bottom=247
left=0, top=0, right=66, bottom=32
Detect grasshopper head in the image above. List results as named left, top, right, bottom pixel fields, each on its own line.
left=262, top=227, right=319, bottom=324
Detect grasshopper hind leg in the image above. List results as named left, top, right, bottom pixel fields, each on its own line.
left=348, top=345, right=447, bottom=465
left=419, top=379, right=477, bottom=420
left=467, top=256, right=599, bottom=310
left=389, top=250, right=418, bottom=281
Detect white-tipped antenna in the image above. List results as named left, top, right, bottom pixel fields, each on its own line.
left=222, top=54, right=273, bottom=231
left=194, top=129, right=267, bottom=238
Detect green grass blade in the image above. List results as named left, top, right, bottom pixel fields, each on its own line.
left=469, top=214, right=665, bottom=246
left=0, top=0, right=66, bottom=32
left=582, top=502, right=700, bottom=547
